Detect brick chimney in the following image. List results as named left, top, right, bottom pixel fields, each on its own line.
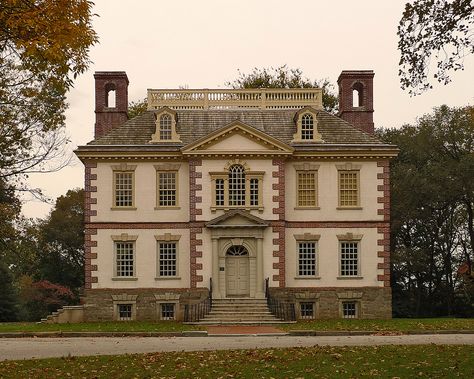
left=337, top=70, right=374, bottom=134
left=94, top=71, right=129, bottom=138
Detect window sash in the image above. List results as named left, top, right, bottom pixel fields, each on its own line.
left=297, top=171, right=317, bottom=207
left=159, top=115, right=172, bottom=140
left=339, top=171, right=359, bottom=206
left=298, top=242, right=316, bottom=276
left=118, top=304, right=132, bottom=320
left=229, top=165, right=246, bottom=206
left=114, top=172, right=133, bottom=207
left=116, top=242, right=134, bottom=277
left=161, top=303, right=175, bottom=320
left=301, top=114, right=314, bottom=140
left=340, top=241, right=359, bottom=276
left=159, top=242, right=177, bottom=277
left=158, top=172, right=177, bottom=207
left=300, top=302, right=314, bottom=319
left=342, top=301, right=357, bottom=319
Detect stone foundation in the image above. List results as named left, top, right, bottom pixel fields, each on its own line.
left=269, top=286, right=392, bottom=319
left=82, top=288, right=208, bottom=322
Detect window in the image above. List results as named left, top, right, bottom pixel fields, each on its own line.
left=210, top=161, right=264, bottom=210
left=342, top=301, right=357, bottom=319
left=159, top=242, right=177, bottom=277
left=297, top=171, right=317, bottom=207
left=300, top=302, right=314, bottom=319
left=115, top=242, right=134, bottom=277
left=298, top=242, right=316, bottom=276
left=340, top=241, right=359, bottom=276
left=158, top=172, right=177, bottom=207
left=161, top=303, right=175, bottom=320
left=301, top=114, right=314, bottom=140
left=114, top=172, right=134, bottom=207
left=159, top=114, right=172, bottom=140
left=118, top=304, right=132, bottom=321
left=338, top=170, right=359, bottom=207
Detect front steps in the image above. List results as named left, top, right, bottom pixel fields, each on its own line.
left=188, top=298, right=293, bottom=325
left=39, top=305, right=84, bottom=324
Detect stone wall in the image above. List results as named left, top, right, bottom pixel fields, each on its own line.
left=82, top=288, right=208, bottom=322
left=269, top=286, right=391, bottom=319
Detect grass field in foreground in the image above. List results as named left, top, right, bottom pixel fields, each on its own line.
left=1, top=318, right=473, bottom=333
left=1, top=345, right=473, bottom=378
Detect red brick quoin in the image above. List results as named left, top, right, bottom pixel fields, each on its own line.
left=189, top=159, right=203, bottom=287
left=377, top=160, right=391, bottom=287
left=272, top=159, right=286, bottom=287
left=84, top=161, right=98, bottom=289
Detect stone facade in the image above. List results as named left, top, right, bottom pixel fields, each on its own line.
left=76, top=70, right=398, bottom=322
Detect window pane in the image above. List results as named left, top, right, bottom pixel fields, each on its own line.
left=118, top=304, right=132, bottom=320
left=342, top=302, right=357, bottom=318
left=298, top=242, right=316, bottom=276
left=339, top=171, right=358, bottom=206
left=301, top=114, right=314, bottom=140
left=340, top=242, right=358, bottom=276
left=215, top=179, right=225, bottom=206
left=297, top=172, right=316, bottom=206
left=115, top=172, right=133, bottom=207
left=161, top=303, right=175, bottom=320
left=160, top=114, right=172, bottom=140
left=300, top=302, right=314, bottom=319
left=159, top=242, right=177, bottom=277
left=158, top=172, right=176, bottom=206
left=250, top=178, right=259, bottom=206
left=116, top=242, right=134, bottom=277
left=229, top=165, right=245, bottom=206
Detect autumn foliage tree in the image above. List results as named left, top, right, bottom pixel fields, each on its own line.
left=0, top=0, right=98, bottom=192
left=398, top=0, right=474, bottom=94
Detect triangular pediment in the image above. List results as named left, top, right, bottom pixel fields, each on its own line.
left=206, top=210, right=268, bottom=228
left=181, top=120, right=294, bottom=156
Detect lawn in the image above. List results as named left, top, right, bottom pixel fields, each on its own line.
left=0, top=321, right=202, bottom=333
left=1, top=318, right=473, bottom=334
left=282, top=317, right=474, bottom=332
left=0, top=345, right=473, bottom=378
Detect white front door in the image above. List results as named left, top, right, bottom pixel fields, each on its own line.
left=226, top=256, right=250, bottom=296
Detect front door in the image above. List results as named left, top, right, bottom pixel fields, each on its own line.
left=226, top=246, right=250, bottom=297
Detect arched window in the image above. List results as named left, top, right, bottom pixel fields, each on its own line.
left=229, top=164, right=246, bottom=206
left=159, top=114, right=172, bottom=140
left=105, top=83, right=116, bottom=108
left=226, top=245, right=248, bottom=256
left=301, top=114, right=314, bottom=140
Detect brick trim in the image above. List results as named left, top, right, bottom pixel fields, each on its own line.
left=272, top=159, right=286, bottom=287
left=189, top=159, right=203, bottom=287
left=88, top=222, right=191, bottom=229
left=377, top=161, right=390, bottom=222
left=190, top=222, right=203, bottom=288
left=189, top=159, right=202, bottom=222
left=376, top=161, right=391, bottom=287
left=84, top=161, right=98, bottom=289
left=284, top=221, right=385, bottom=228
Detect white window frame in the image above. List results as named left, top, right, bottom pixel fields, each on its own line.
left=111, top=233, right=138, bottom=281
left=337, top=233, right=363, bottom=279
left=111, top=163, right=137, bottom=210
left=294, top=233, right=320, bottom=279
left=155, top=233, right=181, bottom=280
left=299, top=301, right=316, bottom=320
left=154, top=164, right=181, bottom=209
left=159, top=303, right=176, bottom=320
left=336, top=163, right=362, bottom=209
left=341, top=301, right=359, bottom=319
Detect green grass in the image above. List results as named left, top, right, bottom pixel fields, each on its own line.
left=1, top=318, right=473, bottom=334
left=0, top=321, right=202, bottom=333
left=282, top=318, right=474, bottom=332
left=1, top=345, right=473, bottom=378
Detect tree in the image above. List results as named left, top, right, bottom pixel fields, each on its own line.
left=379, top=105, right=474, bottom=316
left=128, top=98, right=148, bottom=119
left=226, top=65, right=338, bottom=114
left=398, top=0, right=474, bottom=95
left=0, top=0, right=98, bottom=192
left=36, top=189, right=85, bottom=292
left=0, top=260, right=18, bottom=321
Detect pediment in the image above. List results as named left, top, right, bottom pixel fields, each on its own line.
left=181, top=120, right=294, bottom=156
left=206, top=210, right=268, bottom=228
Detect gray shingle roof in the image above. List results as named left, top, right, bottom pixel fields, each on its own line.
left=86, top=109, right=386, bottom=148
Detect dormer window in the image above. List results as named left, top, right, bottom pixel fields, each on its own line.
left=150, top=108, right=181, bottom=143
left=159, top=114, right=172, bottom=140
left=301, top=114, right=314, bottom=140
left=292, top=107, right=322, bottom=143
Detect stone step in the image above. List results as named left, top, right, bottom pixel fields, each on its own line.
left=209, top=310, right=272, bottom=315
left=187, top=320, right=295, bottom=325
left=205, top=313, right=276, bottom=318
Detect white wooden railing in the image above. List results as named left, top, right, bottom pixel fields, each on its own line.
left=147, top=88, right=323, bottom=110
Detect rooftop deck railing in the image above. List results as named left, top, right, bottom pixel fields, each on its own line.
left=147, top=88, right=323, bottom=110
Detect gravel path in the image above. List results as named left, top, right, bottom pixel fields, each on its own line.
left=1, top=334, right=474, bottom=361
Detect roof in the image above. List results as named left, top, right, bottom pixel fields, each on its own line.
left=85, top=109, right=387, bottom=149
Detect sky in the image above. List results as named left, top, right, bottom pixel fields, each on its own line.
left=22, top=0, right=474, bottom=218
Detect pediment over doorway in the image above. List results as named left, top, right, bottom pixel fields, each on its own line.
left=206, top=210, right=268, bottom=228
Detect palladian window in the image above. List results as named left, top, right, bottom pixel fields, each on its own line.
left=301, top=114, right=314, bottom=140
left=210, top=161, right=264, bottom=211
left=159, top=114, right=172, bottom=140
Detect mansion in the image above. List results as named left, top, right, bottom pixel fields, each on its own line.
left=75, top=70, right=398, bottom=322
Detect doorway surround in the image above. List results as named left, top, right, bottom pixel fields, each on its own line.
left=206, top=210, right=268, bottom=299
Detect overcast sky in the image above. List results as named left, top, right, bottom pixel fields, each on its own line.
left=22, top=0, right=474, bottom=218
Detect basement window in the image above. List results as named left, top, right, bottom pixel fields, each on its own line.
left=118, top=304, right=133, bottom=321
left=161, top=303, right=175, bottom=320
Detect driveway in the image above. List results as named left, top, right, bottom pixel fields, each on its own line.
left=1, top=334, right=474, bottom=361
